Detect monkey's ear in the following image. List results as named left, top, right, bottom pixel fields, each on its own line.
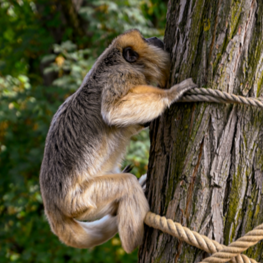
left=123, top=47, right=139, bottom=63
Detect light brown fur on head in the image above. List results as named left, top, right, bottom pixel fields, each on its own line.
left=112, top=29, right=170, bottom=88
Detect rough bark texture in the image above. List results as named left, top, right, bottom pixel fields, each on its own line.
left=139, top=0, right=263, bottom=262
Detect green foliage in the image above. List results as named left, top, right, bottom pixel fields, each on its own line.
left=0, top=0, right=167, bottom=262
left=124, top=130, right=150, bottom=176
left=0, top=0, right=53, bottom=76
left=79, top=0, right=163, bottom=56
left=43, top=42, right=94, bottom=91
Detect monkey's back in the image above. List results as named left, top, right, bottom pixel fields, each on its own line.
left=40, top=77, right=108, bottom=200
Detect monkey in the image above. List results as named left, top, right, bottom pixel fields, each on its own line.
left=39, top=29, right=197, bottom=253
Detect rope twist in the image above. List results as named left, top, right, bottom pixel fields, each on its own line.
left=179, top=87, right=263, bottom=109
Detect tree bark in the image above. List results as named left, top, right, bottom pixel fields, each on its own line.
left=139, top=0, right=263, bottom=262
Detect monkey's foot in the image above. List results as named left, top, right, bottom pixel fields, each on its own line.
left=139, top=174, right=147, bottom=191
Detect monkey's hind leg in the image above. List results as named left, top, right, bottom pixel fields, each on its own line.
left=77, top=173, right=149, bottom=253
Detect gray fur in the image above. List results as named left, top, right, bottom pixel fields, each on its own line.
left=40, top=48, right=121, bottom=204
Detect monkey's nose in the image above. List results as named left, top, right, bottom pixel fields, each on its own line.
left=146, top=37, right=164, bottom=50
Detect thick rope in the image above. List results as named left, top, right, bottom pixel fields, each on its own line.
left=200, top=223, right=263, bottom=263
left=144, top=88, right=263, bottom=262
left=144, top=212, right=259, bottom=263
left=178, top=87, right=263, bottom=108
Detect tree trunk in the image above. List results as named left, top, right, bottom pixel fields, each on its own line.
left=139, top=0, right=263, bottom=262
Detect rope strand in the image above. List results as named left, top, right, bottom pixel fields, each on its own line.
left=199, top=224, right=263, bottom=263
left=178, top=87, right=263, bottom=108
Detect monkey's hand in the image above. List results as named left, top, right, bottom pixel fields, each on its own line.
left=139, top=79, right=196, bottom=128
left=168, top=78, right=197, bottom=103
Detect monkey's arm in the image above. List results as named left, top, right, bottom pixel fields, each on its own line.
left=102, top=78, right=196, bottom=126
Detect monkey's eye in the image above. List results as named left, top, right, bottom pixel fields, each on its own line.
left=123, top=47, right=139, bottom=63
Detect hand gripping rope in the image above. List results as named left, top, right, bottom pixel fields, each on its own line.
left=144, top=87, right=263, bottom=263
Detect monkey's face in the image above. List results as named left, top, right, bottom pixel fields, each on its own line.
left=112, top=29, right=170, bottom=88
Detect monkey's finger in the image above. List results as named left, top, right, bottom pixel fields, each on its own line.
left=169, top=78, right=197, bottom=103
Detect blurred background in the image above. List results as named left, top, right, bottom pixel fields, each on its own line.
left=0, top=0, right=167, bottom=262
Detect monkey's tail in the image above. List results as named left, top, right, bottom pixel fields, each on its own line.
left=48, top=211, right=118, bottom=249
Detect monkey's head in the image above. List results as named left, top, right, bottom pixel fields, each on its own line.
left=111, top=29, right=170, bottom=88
